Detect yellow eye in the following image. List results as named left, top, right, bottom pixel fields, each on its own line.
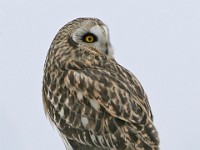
left=82, top=33, right=97, bottom=43
left=85, top=35, right=94, bottom=43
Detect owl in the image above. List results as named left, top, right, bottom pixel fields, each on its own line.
left=42, top=18, right=159, bottom=150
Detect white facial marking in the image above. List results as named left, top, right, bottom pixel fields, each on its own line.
left=72, top=23, right=113, bottom=56
left=102, top=25, right=109, bottom=40
left=102, top=25, right=114, bottom=56
left=89, top=25, right=108, bottom=52
left=89, top=26, right=105, bottom=40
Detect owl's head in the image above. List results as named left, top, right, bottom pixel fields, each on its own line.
left=56, top=18, right=113, bottom=57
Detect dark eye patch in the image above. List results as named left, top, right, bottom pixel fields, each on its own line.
left=82, top=33, right=98, bottom=43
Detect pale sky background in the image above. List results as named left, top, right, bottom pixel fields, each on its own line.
left=1, top=0, right=200, bottom=150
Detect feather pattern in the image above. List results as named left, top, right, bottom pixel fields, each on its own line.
left=43, top=18, right=159, bottom=150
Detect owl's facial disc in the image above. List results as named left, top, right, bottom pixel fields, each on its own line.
left=71, top=24, right=113, bottom=57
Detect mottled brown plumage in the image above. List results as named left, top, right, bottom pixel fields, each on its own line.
left=43, top=18, right=159, bottom=150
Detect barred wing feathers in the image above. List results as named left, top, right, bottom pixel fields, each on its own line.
left=62, top=57, right=159, bottom=149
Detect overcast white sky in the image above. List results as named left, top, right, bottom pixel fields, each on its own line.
left=1, top=0, right=200, bottom=150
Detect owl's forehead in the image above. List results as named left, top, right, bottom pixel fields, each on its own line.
left=74, top=17, right=105, bottom=26
left=77, top=19, right=107, bottom=32
left=65, top=18, right=106, bottom=31
left=70, top=19, right=108, bottom=36
left=80, top=18, right=104, bottom=26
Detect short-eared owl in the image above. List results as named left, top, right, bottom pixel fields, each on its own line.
left=42, top=18, right=159, bottom=150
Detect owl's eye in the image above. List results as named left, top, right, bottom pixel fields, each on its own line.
left=82, top=33, right=97, bottom=43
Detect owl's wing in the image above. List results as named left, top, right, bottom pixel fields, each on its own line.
left=64, top=61, right=159, bottom=148
left=105, top=60, right=154, bottom=120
